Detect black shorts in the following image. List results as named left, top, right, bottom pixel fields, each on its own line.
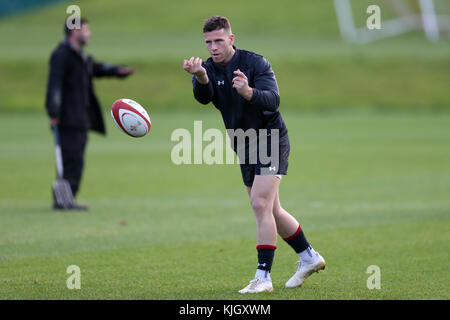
left=239, top=135, right=290, bottom=187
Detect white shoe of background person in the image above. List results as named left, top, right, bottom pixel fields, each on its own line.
left=285, top=252, right=326, bottom=288
left=238, top=276, right=273, bottom=293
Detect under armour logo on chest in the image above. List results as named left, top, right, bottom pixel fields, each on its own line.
left=217, top=80, right=225, bottom=86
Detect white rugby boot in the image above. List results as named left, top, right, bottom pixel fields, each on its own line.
left=285, top=252, right=326, bottom=288
left=238, top=276, right=273, bottom=294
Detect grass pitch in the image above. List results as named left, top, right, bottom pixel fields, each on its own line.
left=0, top=111, right=449, bottom=299
left=0, top=0, right=449, bottom=301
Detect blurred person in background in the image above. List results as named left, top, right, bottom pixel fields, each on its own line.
left=45, top=18, right=135, bottom=210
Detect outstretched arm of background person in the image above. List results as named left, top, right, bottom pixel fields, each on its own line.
left=93, top=60, right=135, bottom=78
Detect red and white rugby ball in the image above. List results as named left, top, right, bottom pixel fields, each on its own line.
left=111, top=98, right=151, bottom=137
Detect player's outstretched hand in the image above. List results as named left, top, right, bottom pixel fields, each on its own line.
left=117, top=66, right=136, bottom=77
left=233, top=69, right=253, bottom=101
left=183, top=57, right=208, bottom=84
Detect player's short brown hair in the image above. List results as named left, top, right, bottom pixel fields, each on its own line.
left=203, top=16, right=231, bottom=33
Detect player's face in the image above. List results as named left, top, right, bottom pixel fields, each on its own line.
left=204, top=28, right=235, bottom=64
left=75, top=22, right=91, bottom=46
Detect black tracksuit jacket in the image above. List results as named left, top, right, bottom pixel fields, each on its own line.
left=192, top=47, right=289, bottom=149
left=45, top=40, right=126, bottom=134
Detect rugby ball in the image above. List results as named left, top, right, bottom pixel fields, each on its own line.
left=111, top=98, right=151, bottom=137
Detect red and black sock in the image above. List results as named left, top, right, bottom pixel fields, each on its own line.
left=283, top=225, right=310, bottom=253
left=256, top=245, right=276, bottom=273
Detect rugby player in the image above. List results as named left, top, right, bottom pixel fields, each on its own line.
left=183, top=16, right=325, bottom=293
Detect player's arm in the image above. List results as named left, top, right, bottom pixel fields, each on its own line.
left=45, top=50, right=66, bottom=126
left=92, top=58, right=135, bottom=78
left=183, top=57, right=213, bottom=105
left=233, top=57, right=280, bottom=112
